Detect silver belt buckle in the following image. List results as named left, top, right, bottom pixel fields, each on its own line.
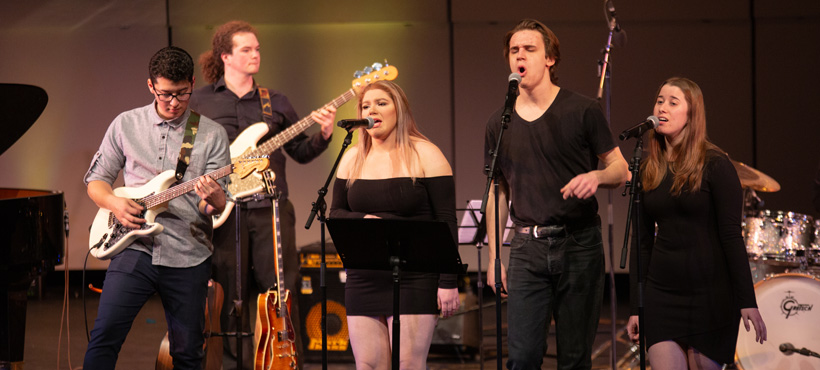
left=533, top=225, right=562, bottom=238
left=532, top=225, right=543, bottom=238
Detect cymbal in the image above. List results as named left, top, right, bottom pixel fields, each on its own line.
left=731, top=160, right=780, bottom=192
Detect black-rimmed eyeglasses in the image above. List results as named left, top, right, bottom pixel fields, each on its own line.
left=154, top=91, right=192, bottom=102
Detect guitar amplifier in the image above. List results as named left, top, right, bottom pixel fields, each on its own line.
left=298, top=242, right=354, bottom=363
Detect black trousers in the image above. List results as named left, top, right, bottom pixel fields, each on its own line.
left=211, top=199, right=302, bottom=369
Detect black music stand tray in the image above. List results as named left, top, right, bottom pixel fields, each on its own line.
left=326, top=218, right=463, bottom=369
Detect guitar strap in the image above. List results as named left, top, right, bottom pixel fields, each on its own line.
left=175, top=110, right=201, bottom=181
left=258, top=87, right=273, bottom=120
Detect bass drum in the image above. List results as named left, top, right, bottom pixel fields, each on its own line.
left=735, top=273, right=820, bottom=369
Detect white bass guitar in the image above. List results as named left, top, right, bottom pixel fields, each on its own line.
left=88, top=158, right=268, bottom=260
left=212, top=62, right=399, bottom=227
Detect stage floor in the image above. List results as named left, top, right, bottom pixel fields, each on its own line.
left=22, top=275, right=636, bottom=370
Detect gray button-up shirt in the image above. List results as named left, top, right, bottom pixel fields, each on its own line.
left=84, top=102, right=230, bottom=267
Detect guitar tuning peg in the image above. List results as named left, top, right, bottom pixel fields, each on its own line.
left=363, top=66, right=373, bottom=74
left=371, top=62, right=383, bottom=71
left=383, top=59, right=390, bottom=67
left=353, top=70, right=363, bottom=79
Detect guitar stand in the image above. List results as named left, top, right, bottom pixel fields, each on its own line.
left=212, top=170, right=277, bottom=370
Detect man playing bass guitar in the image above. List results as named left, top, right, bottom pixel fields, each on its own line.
left=83, top=46, right=230, bottom=370
left=190, top=20, right=336, bottom=369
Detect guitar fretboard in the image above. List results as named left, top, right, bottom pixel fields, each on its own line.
left=245, top=88, right=357, bottom=159
left=141, top=165, right=234, bottom=208
left=272, top=198, right=288, bottom=318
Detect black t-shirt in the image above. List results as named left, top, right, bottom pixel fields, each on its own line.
left=484, top=88, right=616, bottom=226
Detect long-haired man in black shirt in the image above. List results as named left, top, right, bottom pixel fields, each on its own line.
left=190, top=20, right=336, bottom=369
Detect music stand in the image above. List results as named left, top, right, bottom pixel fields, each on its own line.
left=326, top=218, right=463, bottom=370
left=458, top=200, right=514, bottom=245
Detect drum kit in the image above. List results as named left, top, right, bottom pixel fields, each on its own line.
left=733, top=160, right=820, bottom=369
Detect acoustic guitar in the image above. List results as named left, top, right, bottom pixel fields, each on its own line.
left=156, top=279, right=224, bottom=370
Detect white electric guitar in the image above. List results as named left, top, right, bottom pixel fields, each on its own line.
left=212, top=62, right=399, bottom=228
left=88, top=157, right=269, bottom=260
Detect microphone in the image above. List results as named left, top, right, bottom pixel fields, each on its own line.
left=619, top=115, right=660, bottom=141
left=780, top=342, right=820, bottom=357
left=605, top=0, right=627, bottom=47
left=502, top=73, right=521, bottom=121
left=337, top=117, right=375, bottom=131
left=780, top=343, right=796, bottom=356
left=605, top=0, right=620, bottom=31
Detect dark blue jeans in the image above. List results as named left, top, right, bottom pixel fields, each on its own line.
left=506, top=219, right=604, bottom=370
left=83, top=249, right=211, bottom=370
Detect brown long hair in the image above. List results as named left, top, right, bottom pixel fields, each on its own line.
left=347, top=81, right=429, bottom=185
left=641, top=77, right=721, bottom=195
left=199, top=20, right=257, bottom=84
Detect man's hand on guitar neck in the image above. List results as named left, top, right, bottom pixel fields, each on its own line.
left=88, top=180, right=145, bottom=229
left=311, top=105, right=337, bottom=140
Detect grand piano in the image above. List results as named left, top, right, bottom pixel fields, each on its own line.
left=0, top=83, right=65, bottom=369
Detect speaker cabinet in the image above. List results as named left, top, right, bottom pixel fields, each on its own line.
left=298, top=244, right=354, bottom=362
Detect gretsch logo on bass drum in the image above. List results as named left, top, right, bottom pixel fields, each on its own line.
left=780, top=290, right=813, bottom=319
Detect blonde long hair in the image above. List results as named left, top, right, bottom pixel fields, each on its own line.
left=347, top=81, right=429, bottom=185
left=641, top=77, right=721, bottom=195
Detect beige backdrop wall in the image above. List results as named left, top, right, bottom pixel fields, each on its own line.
left=1, top=1, right=817, bottom=272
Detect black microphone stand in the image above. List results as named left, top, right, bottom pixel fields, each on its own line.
left=597, top=3, right=626, bottom=367
left=789, top=345, right=820, bottom=358
left=465, top=205, right=487, bottom=370
left=305, top=127, right=355, bottom=370
left=480, top=83, right=516, bottom=370
left=619, top=136, right=646, bottom=370
left=597, top=14, right=618, bottom=370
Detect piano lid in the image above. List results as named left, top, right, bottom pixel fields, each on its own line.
left=0, top=83, right=48, bottom=156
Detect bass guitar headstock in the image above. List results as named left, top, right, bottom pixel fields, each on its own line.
left=352, top=61, right=398, bottom=94
left=233, top=157, right=270, bottom=179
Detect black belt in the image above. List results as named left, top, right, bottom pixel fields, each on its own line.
left=515, top=216, right=600, bottom=239
left=515, top=225, right=566, bottom=238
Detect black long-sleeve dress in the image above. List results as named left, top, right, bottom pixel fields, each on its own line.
left=329, top=176, right=458, bottom=316
left=630, top=152, right=757, bottom=364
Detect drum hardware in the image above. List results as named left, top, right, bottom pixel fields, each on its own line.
left=812, top=219, right=820, bottom=268
left=742, top=188, right=765, bottom=216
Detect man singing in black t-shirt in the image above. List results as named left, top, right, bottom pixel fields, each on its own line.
left=484, top=19, right=628, bottom=370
